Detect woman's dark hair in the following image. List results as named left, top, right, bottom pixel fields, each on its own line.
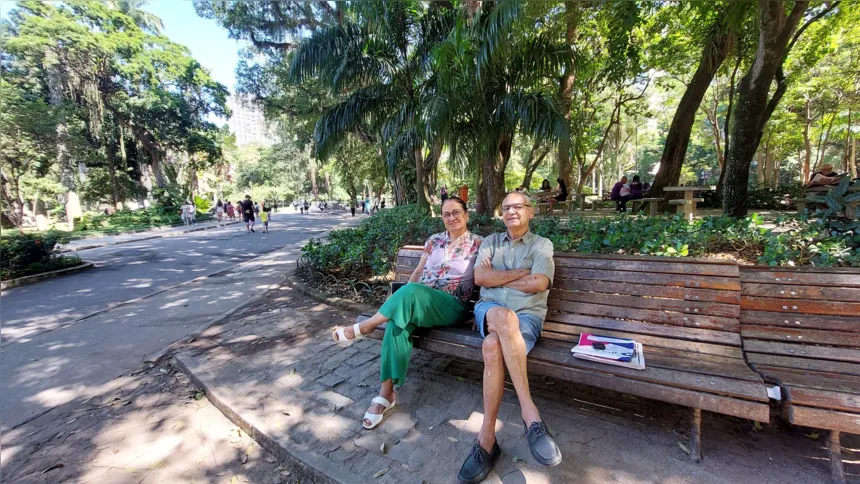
left=540, top=179, right=552, bottom=190
left=216, top=200, right=223, bottom=207
left=556, top=177, right=568, bottom=191
left=632, top=175, right=641, bottom=183
left=442, top=196, right=468, bottom=213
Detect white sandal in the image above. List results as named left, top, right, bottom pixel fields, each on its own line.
left=363, top=396, right=396, bottom=430
left=332, top=322, right=364, bottom=343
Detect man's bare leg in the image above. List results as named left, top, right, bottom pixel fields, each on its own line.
left=478, top=333, right=505, bottom=453
left=486, top=307, right=541, bottom=425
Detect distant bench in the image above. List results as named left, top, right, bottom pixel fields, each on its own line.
left=357, top=246, right=770, bottom=462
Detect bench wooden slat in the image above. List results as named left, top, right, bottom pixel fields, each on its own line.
left=788, top=406, right=860, bottom=433
left=743, top=340, right=860, bottom=364
left=740, top=270, right=860, bottom=288
left=742, top=326, right=860, bottom=348
left=741, top=296, right=860, bottom=317
left=553, top=278, right=740, bottom=304
left=553, top=257, right=739, bottom=277
left=549, top=299, right=739, bottom=332
left=740, top=310, right=860, bottom=332
left=554, top=267, right=740, bottom=291
left=554, top=252, right=737, bottom=265
left=551, top=289, right=740, bottom=318
left=741, top=283, right=860, bottom=303
left=753, top=366, right=860, bottom=394
left=786, top=387, right=860, bottom=414
left=546, top=314, right=741, bottom=346
left=746, top=353, right=860, bottom=377
left=413, top=336, right=768, bottom=421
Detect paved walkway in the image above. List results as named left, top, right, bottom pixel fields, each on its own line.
left=63, top=219, right=243, bottom=252
left=169, top=280, right=852, bottom=484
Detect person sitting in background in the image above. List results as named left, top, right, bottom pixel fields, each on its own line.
left=808, top=163, right=845, bottom=187
left=628, top=176, right=644, bottom=213
left=609, top=176, right=629, bottom=212
left=642, top=182, right=651, bottom=195
left=549, top=177, right=569, bottom=212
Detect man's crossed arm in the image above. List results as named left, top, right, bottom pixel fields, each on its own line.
left=474, top=257, right=550, bottom=294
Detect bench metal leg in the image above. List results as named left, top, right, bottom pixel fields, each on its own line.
left=830, top=430, right=845, bottom=484
left=690, top=408, right=702, bottom=463
left=649, top=201, right=658, bottom=217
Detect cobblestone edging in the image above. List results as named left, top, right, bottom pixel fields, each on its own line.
left=1, top=261, right=94, bottom=290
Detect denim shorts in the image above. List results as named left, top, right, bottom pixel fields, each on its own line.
left=474, top=301, right=543, bottom=354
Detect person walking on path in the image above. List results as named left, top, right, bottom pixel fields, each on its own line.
left=303, top=200, right=310, bottom=214
left=457, top=192, right=562, bottom=484
left=215, top=199, right=224, bottom=222
left=331, top=197, right=481, bottom=430
left=225, top=201, right=235, bottom=220
left=181, top=200, right=195, bottom=226
left=241, top=195, right=256, bottom=233
left=259, top=203, right=271, bottom=233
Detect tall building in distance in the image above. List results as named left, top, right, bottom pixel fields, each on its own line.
left=227, top=94, right=279, bottom=147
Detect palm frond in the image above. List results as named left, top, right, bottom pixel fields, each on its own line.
left=313, top=84, right=402, bottom=159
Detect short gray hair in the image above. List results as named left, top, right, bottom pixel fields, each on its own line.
left=504, top=191, right=532, bottom=207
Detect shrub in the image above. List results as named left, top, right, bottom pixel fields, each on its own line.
left=73, top=205, right=212, bottom=232
left=0, top=232, right=77, bottom=279
left=301, top=207, right=859, bottom=285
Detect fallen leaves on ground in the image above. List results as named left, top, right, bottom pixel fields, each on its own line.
left=677, top=442, right=690, bottom=455
left=373, top=468, right=390, bottom=478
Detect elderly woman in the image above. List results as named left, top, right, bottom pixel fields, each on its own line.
left=332, top=197, right=482, bottom=429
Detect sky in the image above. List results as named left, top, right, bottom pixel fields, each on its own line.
left=146, top=1, right=242, bottom=94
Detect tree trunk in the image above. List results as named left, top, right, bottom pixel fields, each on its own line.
left=756, top=151, right=764, bottom=185
left=324, top=171, right=332, bottom=199
left=0, top=173, right=25, bottom=231
left=802, top=98, right=813, bottom=184
left=652, top=23, right=735, bottom=211
left=106, top=138, right=122, bottom=209
left=45, top=47, right=80, bottom=229
left=309, top=160, right=319, bottom=200
left=723, top=0, right=809, bottom=218
left=845, top=109, right=853, bottom=173
left=414, top=146, right=430, bottom=212
left=424, top=137, right=443, bottom=201
left=522, top=139, right=550, bottom=189
left=392, top=170, right=406, bottom=206
left=556, top=2, right=580, bottom=190
left=481, top=133, right=513, bottom=216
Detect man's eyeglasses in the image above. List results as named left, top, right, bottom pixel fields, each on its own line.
left=442, top=209, right=465, bottom=219
left=501, top=203, right=531, bottom=212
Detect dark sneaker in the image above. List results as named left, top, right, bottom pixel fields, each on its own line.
left=458, top=440, right=500, bottom=484
left=525, top=421, right=562, bottom=466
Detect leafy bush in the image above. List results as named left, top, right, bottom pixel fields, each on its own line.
left=0, top=232, right=79, bottom=279
left=73, top=205, right=212, bottom=233
left=193, top=195, right=211, bottom=213
left=301, top=206, right=859, bottom=284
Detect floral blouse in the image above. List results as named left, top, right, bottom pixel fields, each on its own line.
left=419, top=231, right=482, bottom=303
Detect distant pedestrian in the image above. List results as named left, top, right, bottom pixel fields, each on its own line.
left=365, top=196, right=371, bottom=214
left=260, top=202, right=271, bottom=233
left=350, top=201, right=356, bottom=217
left=253, top=201, right=260, bottom=215
left=381, top=199, right=386, bottom=210
left=440, top=185, right=448, bottom=203
left=241, top=195, right=256, bottom=232
left=215, top=199, right=224, bottom=222
left=181, top=200, right=195, bottom=226
left=303, top=200, right=310, bottom=214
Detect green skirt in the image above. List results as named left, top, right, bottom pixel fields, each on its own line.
left=378, top=282, right=468, bottom=385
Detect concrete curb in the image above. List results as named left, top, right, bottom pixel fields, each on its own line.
left=174, top=354, right=360, bottom=484
left=285, top=274, right=375, bottom=315
left=62, top=221, right=242, bottom=252
left=1, top=262, right=95, bottom=291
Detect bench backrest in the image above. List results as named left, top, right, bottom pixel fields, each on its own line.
left=547, top=253, right=743, bottom=359
left=739, top=266, right=860, bottom=363
left=394, top=246, right=744, bottom=358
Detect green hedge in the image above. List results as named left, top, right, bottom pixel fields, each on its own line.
left=301, top=206, right=859, bottom=281
left=0, top=232, right=80, bottom=280
left=74, top=206, right=212, bottom=233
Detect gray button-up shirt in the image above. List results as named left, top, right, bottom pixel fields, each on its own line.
left=477, top=231, right=555, bottom=320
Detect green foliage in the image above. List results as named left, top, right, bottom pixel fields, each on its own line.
left=302, top=209, right=859, bottom=284
left=0, top=232, right=79, bottom=279
left=72, top=205, right=211, bottom=233
left=193, top=195, right=211, bottom=213
left=79, top=167, right=147, bottom=205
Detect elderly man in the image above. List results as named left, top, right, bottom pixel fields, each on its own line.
left=808, top=163, right=844, bottom=187
left=458, top=192, right=561, bottom=484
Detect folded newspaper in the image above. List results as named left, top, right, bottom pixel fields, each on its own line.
left=571, top=333, right=645, bottom=370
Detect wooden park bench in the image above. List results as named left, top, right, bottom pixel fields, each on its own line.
left=357, top=247, right=771, bottom=461
left=631, top=197, right=663, bottom=216
left=739, top=266, right=860, bottom=483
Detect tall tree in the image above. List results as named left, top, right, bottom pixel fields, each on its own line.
left=723, top=0, right=840, bottom=217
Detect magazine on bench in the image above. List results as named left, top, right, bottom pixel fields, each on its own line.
left=571, top=333, right=645, bottom=370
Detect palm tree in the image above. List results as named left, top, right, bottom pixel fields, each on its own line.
left=290, top=0, right=456, bottom=211
left=426, top=1, right=569, bottom=215
left=110, top=0, right=164, bottom=34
